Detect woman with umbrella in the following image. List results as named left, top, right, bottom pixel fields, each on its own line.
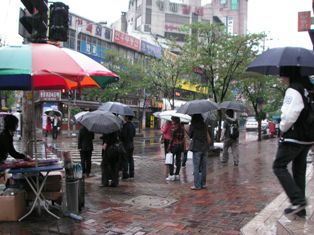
left=189, top=114, right=210, bottom=190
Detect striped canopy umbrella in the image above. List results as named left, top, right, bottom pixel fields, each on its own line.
left=0, top=43, right=119, bottom=90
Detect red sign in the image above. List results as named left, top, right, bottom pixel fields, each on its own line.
left=298, top=11, right=311, bottom=32
left=113, top=30, right=140, bottom=51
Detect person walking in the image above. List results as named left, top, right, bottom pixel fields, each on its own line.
left=161, top=120, right=172, bottom=155
left=45, top=116, right=52, bottom=137
left=220, top=109, right=240, bottom=166
left=120, top=115, right=136, bottom=179
left=273, top=68, right=314, bottom=218
left=52, top=115, right=60, bottom=139
left=181, top=122, right=190, bottom=168
left=0, top=115, right=32, bottom=163
left=78, top=126, right=95, bottom=177
left=189, top=114, right=210, bottom=190
left=166, top=116, right=184, bottom=181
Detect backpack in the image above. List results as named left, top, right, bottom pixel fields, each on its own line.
left=290, top=83, right=314, bottom=141
left=228, top=121, right=239, bottom=139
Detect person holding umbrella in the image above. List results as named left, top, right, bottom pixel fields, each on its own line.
left=220, top=109, right=240, bottom=166
left=272, top=67, right=314, bottom=218
left=120, top=115, right=136, bottom=179
left=166, top=116, right=185, bottom=181
left=189, top=114, right=210, bottom=190
left=78, top=126, right=95, bottom=177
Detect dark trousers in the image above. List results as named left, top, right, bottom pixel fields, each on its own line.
left=169, top=149, right=182, bottom=176
left=101, top=150, right=120, bottom=187
left=80, top=150, right=92, bottom=175
left=273, top=142, right=311, bottom=205
left=182, top=151, right=188, bottom=166
left=52, top=126, right=58, bottom=139
left=122, top=147, right=134, bottom=178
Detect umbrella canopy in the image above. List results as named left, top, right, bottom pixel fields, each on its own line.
left=157, top=110, right=191, bottom=123
left=45, top=109, right=62, bottom=117
left=77, top=110, right=123, bottom=134
left=246, top=47, right=314, bottom=76
left=177, top=99, right=219, bottom=115
left=0, top=43, right=120, bottom=90
left=98, top=101, right=135, bottom=116
left=219, top=101, right=247, bottom=112
left=74, top=111, right=89, bottom=121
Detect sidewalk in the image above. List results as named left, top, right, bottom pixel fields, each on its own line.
left=2, top=132, right=310, bottom=234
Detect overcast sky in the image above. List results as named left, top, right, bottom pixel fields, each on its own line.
left=0, top=0, right=312, bottom=49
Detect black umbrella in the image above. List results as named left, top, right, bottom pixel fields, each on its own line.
left=77, top=110, right=123, bottom=134
left=219, top=101, right=247, bottom=112
left=98, top=101, right=135, bottom=116
left=176, top=99, right=219, bottom=115
left=246, top=47, right=314, bottom=76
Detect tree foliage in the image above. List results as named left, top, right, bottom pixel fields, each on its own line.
left=82, top=50, right=146, bottom=102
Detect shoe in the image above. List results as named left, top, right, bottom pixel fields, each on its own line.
left=220, top=160, right=227, bottom=163
left=190, top=186, right=202, bottom=190
left=166, top=175, right=175, bottom=181
left=174, top=175, right=180, bottom=180
left=296, top=209, right=306, bottom=218
left=202, top=185, right=208, bottom=189
left=86, top=173, right=95, bottom=178
left=234, top=162, right=239, bottom=166
left=284, top=203, right=307, bottom=216
left=181, top=165, right=186, bottom=168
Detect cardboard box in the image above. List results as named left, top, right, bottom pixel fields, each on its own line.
left=0, top=192, right=26, bottom=221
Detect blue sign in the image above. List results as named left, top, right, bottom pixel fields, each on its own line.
left=80, top=41, right=109, bottom=63
left=141, top=40, right=162, bottom=59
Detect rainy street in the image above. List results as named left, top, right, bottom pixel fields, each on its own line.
left=5, top=129, right=285, bottom=235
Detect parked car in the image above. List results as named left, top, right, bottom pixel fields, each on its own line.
left=245, top=116, right=268, bottom=131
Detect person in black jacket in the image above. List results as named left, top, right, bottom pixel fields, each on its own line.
left=100, top=131, right=121, bottom=187
left=78, top=126, right=94, bottom=177
left=120, top=115, right=136, bottom=179
left=273, top=67, right=314, bottom=218
left=189, top=114, right=210, bottom=190
left=0, top=115, right=31, bottom=163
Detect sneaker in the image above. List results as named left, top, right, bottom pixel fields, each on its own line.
left=234, top=162, right=239, bottom=166
left=174, top=175, right=180, bottom=180
left=202, top=185, right=208, bottom=189
left=181, top=164, right=186, bottom=168
left=284, top=203, right=307, bottom=216
left=166, top=175, right=175, bottom=181
left=190, top=186, right=202, bottom=190
left=220, top=160, right=228, bottom=164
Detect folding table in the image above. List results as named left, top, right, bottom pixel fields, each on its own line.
left=9, top=164, right=63, bottom=221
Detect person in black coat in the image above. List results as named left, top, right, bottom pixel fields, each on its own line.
left=100, top=131, right=121, bottom=187
left=120, top=115, right=136, bottom=179
left=0, top=115, right=31, bottom=163
left=78, top=126, right=94, bottom=177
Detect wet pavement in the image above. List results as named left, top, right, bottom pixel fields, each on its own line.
left=0, top=130, right=284, bottom=235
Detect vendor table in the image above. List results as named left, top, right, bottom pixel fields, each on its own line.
left=9, top=164, right=63, bottom=221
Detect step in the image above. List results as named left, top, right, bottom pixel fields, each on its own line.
left=241, top=164, right=314, bottom=235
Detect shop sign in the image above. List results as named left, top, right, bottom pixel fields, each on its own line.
left=113, top=30, right=140, bottom=51
left=39, top=91, right=61, bottom=101
left=141, top=40, right=162, bottom=58
left=69, top=14, right=112, bottom=42
left=80, top=41, right=107, bottom=59
left=298, top=11, right=311, bottom=32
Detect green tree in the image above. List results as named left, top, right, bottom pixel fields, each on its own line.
left=183, top=23, right=265, bottom=139
left=145, top=42, right=190, bottom=110
left=235, top=73, right=284, bottom=140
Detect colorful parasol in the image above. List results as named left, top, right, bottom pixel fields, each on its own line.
left=0, top=43, right=119, bottom=90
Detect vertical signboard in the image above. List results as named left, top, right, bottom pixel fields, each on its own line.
left=298, top=11, right=311, bottom=32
